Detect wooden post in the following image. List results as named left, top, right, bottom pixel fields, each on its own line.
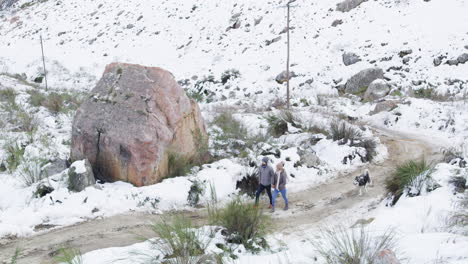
left=40, top=35, right=48, bottom=91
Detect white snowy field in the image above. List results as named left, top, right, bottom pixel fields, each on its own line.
left=68, top=163, right=468, bottom=264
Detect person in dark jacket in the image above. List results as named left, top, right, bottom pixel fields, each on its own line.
left=255, top=157, right=275, bottom=208
left=271, top=161, right=289, bottom=212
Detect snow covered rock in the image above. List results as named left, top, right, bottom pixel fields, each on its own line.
left=457, top=53, right=468, bottom=64
left=0, top=0, right=17, bottom=11
left=342, top=52, right=361, bottom=66
left=344, top=67, right=384, bottom=95
left=70, top=63, right=207, bottom=186
left=376, top=249, right=400, bottom=264
left=275, top=70, right=296, bottom=84
left=364, top=79, right=390, bottom=101
left=336, top=0, right=367, bottom=12
left=298, top=148, right=322, bottom=168
left=68, top=159, right=95, bottom=192
left=370, top=100, right=398, bottom=115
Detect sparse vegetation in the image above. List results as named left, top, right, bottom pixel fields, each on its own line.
left=27, top=90, right=84, bottom=114
left=9, top=248, right=21, bottom=264
left=0, top=87, right=17, bottom=104
left=311, top=225, right=398, bottom=264
left=20, top=158, right=48, bottom=186
left=146, top=216, right=218, bottom=264
left=265, top=111, right=300, bottom=137
left=330, top=120, right=362, bottom=144
left=212, top=112, right=247, bottom=141
left=352, top=139, right=378, bottom=162
left=414, top=88, right=450, bottom=101
left=166, top=152, right=193, bottom=179
left=448, top=192, right=467, bottom=232
left=305, top=123, right=330, bottom=137
left=221, top=69, right=241, bottom=85
left=385, top=159, right=432, bottom=205
left=208, top=196, right=270, bottom=252
left=53, top=247, right=83, bottom=264
left=2, top=141, right=25, bottom=172
left=211, top=111, right=270, bottom=158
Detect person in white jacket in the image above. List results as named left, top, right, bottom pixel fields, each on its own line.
left=271, top=161, right=289, bottom=212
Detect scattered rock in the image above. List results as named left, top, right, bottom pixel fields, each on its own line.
left=331, top=19, right=343, bottom=27
left=265, top=36, right=282, bottom=46
left=70, top=63, right=208, bottom=186
left=398, top=49, right=412, bottom=57
left=446, top=59, right=459, bottom=66
left=457, top=53, right=468, bottom=64
left=370, top=100, right=399, bottom=115
left=342, top=52, right=361, bottom=66
left=254, top=16, right=263, bottom=26
left=68, top=159, right=95, bottom=192
left=275, top=70, right=296, bottom=84
left=298, top=148, right=322, bottom=168
left=0, top=0, right=18, bottom=11
left=344, top=67, right=384, bottom=95
left=412, top=80, right=423, bottom=86
left=402, top=57, right=411, bottom=64
left=433, top=57, right=442, bottom=66
left=363, top=79, right=390, bottom=101
left=449, top=176, right=466, bottom=193
left=126, top=24, right=134, bottom=29
left=336, top=0, right=367, bottom=12
left=43, top=159, right=68, bottom=177
left=376, top=249, right=400, bottom=264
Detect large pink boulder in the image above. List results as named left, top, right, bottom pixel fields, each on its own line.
left=71, top=63, right=207, bottom=186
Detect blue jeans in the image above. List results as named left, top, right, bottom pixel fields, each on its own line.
left=272, top=188, right=288, bottom=208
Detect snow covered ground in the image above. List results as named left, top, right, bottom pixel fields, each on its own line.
left=1, top=0, right=467, bottom=263
left=72, top=163, right=468, bottom=264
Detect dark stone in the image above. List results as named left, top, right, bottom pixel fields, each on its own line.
left=344, top=67, right=384, bottom=95
left=336, top=0, right=367, bottom=12
left=457, top=53, right=468, bottom=64
left=343, top=52, right=361, bottom=66
left=68, top=159, right=95, bottom=192
left=399, top=49, right=413, bottom=57
left=331, top=19, right=343, bottom=27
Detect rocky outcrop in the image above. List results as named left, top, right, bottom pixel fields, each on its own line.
left=336, top=0, right=367, bottom=12
left=363, top=79, right=390, bottom=101
left=71, top=63, right=208, bottom=186
left=345, top=67, right=384, bottom=95
left=370, top=100, right=399, bottom=115
left=457, top=53, right=468, bottom=64
left=342, top=52, right=361, bottom=66
left=68, top=159, right=95, bottom=192
left=275, top=70, right=296, bottom=84
left=298, top=149, right=322, bottom=168
left=0, top=0, right=18, bottom=11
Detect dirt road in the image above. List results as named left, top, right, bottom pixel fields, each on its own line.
left=0, top=128, right=441, bottom=264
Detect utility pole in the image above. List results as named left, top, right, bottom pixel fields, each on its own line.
left=285, top=0, right=296, bottom=109
left=40, top=35, right=48, bottom=91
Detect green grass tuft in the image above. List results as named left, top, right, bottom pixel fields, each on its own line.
left=385, top=159, right=432, bottom=204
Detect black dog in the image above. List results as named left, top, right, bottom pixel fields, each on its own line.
left=353, top=169, right=371, bottom=195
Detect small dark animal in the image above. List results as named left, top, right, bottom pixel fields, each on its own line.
left=353, top=169, right=371, bottom=195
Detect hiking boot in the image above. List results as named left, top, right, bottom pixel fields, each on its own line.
left=268, top=204, right=272, bottom=209
left=270, top=207, right=275, bottom=213
left=284, top=204, right=289, bottom=211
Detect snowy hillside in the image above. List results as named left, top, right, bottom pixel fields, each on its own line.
left=0, top=0, right=467, bottom=263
